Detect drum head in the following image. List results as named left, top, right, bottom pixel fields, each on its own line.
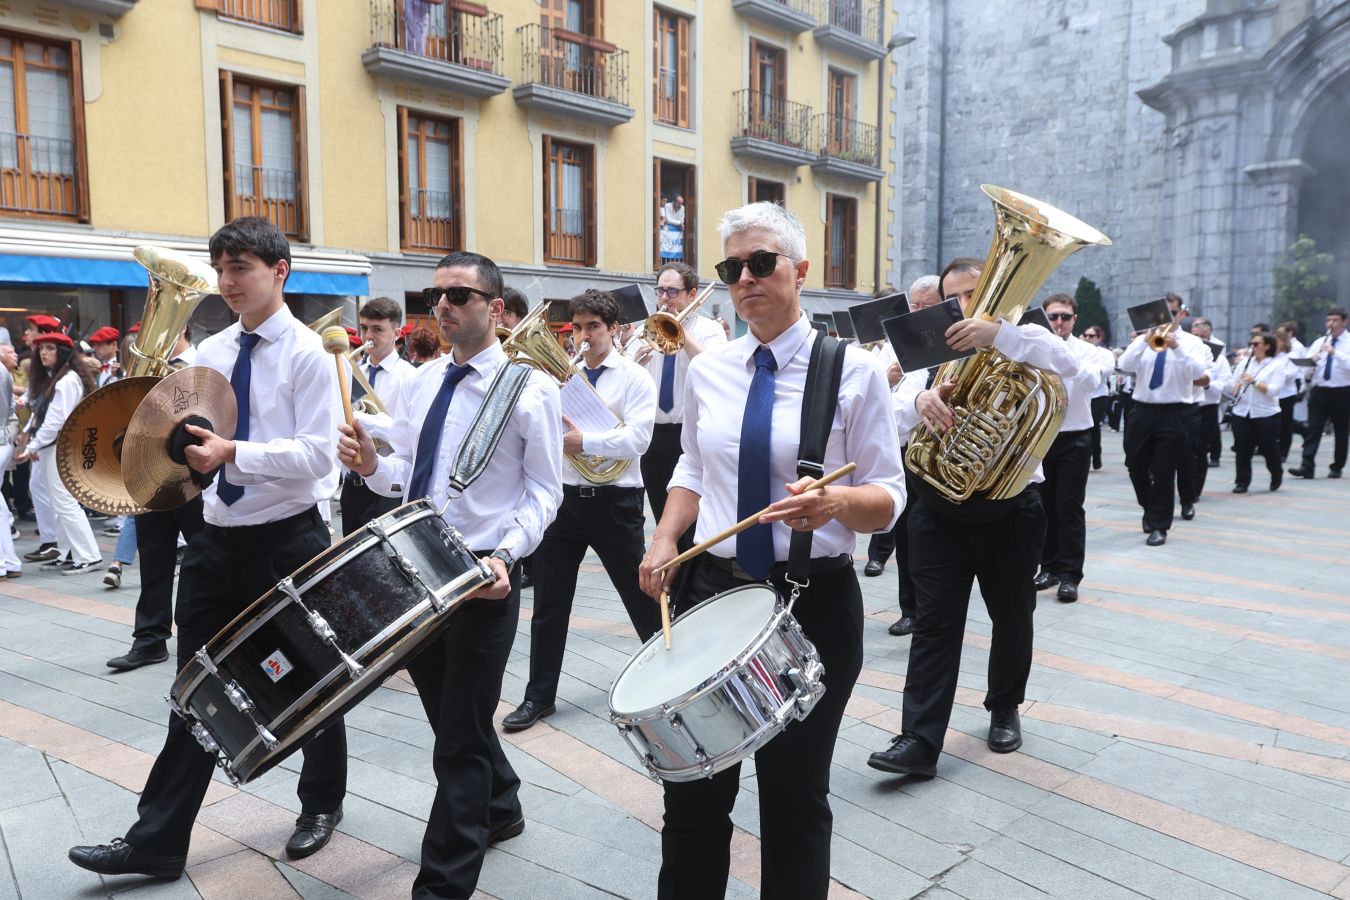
left=610, top=583, right=779, bottom=715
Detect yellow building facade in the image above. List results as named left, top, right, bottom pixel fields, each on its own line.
left=0, top=0, right=897, bottom=337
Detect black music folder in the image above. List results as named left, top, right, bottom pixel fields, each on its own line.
left=1018, top=307, right=1052, bottom=332
left=1201, top=340, right=1225, bottom=361
left=832, top=310, right=857, bottom=340
left=809, top=318, right=829, bottom=335
left=849, top=292, right=910, bottom=344
left=881, top=298, right=975, bottom=372
left=1289, top=357, right=1317, bottom=368
left=545, top=299, right=572, bottom=324
left=610, top=283, right=651, bottom=325
left=1126, top=298, right=1173, bottom=333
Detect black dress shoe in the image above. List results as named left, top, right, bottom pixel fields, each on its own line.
left=1207, top=459, right=1220, bottom=467
left=887, top=615, right=915, bottom=636
left=1330, top=469, right=1343, bottom=480
left=501, top=700, right=555, bottom=732
left=488, top=813, right=525, bottom=845
left=1232, top=484, right=1248, bottom=493
left=1180, top=503, right=1195, bottom=521
left=520, top=568, right=534, bottom=589
left=863, top=559, right=884, bottom=577
left=1141, top=516, right=1154, bottom=534
left=285, top=807, right=342, bottom=860
left=107, top=648, right=168, bottom=671
left=1032, top=571, right=1059, bottom=592
left=1288, top=467, right=1314, bottom=478
left=866, top=734, right=937, bottom=777
left=988, top=708, right=1023, bottom=753
left=1270, top=471, right=1283, bottom=492
left=1056, top=581, right=1079, bottom=603
left=68, top=838, right=185, bottom=879
left=1146, top=529, right=1167, bottom=546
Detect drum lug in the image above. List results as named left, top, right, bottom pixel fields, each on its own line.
left=257, top=725, right=280, bottom=751
left=371, top=519, right=424, bottom=588
left=306, top=609, right=366, bottom=680
left=194, top=646, right=220, bottom=677
left=427, top=590, right=448, bottom=614
left=224, top=680, right=256, bottom=715
left=189, top=721, right=220, bottom=755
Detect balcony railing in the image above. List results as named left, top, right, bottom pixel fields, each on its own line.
left=233, top=164, right=301, bottom=237
left=816, top=113, right=879, bottom=167
left=218, top=0, right=300, bottom=33
left=369, top=1, right=503, bottom=76
left=0, top=132, right=80, bottom=218
left=547, top=207, right=587, bottom=265
left=731, top=0, right=816, bottom=34
left=405, top=188, right=460, bottom=252
left=517, top=23, right=629, bottom=107
left=814, top=0, right=885, bottom=58
left=734, top=89, right=813, bottom=150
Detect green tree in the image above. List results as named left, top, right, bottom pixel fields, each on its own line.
left=1272, top=234, right=1335, bottom=339
left=1074, top=276, right=1109, bottom=341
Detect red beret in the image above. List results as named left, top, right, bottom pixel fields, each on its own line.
left=89, top=326, right=120, bottom=344
left=31, top=332, right=74, bottom=349
left=398, top=323, right=414, bottom=337
left=25, top=314, right=62, bottom=332
left=129, top=321, right=142, bottom=334
left=345, top=327, right=362, bottom=350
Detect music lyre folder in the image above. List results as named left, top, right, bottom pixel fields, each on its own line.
left=809, top=319, right=829, bottom=335
left=832, top=311, right=857, bottom=340
left=881, top=298, right=975, bottom=372
left=1018, top=307, right=1052, bottom=331
left=610, top=284, right=651, bottom=326
left=849, top=292, right=909, bottom=344
left=1126, top=298, right=1172, bottom=333
left=1201, top=340, right=1224, bottom=361
left=1289, top=357, right=1317, bottom=368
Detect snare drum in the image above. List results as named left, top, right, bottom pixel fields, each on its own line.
left=169, top=500, right=491, bottom=784
left=608, top=583, right=825, bottom=782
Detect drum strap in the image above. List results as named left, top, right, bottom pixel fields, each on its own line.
left=788, top=334, right=846, bottom=586
left=445, top=361, right=532, bottom=496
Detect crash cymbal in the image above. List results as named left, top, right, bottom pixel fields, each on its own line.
left=122, top=366, right=237, bottom=511
left=55, top=377, right=160, bottom=516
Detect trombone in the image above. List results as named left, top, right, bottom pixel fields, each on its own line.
left=641, top=284, right=717, bottom=355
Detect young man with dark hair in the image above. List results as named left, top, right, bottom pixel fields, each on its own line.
left=500, top=285, right=530, bottom=330
left=1291, top=307, right=1350, bottom=478
left=69, top=216, right=348, bottom=878
left=504, top=288, right=660, bottom=732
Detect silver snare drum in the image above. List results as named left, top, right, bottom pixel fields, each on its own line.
left=607, top=583, right=825, bottom=782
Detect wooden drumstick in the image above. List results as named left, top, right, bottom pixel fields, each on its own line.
left=321, top=326, right=361, bottom=468
left=659, top=590, right=672, bottom=650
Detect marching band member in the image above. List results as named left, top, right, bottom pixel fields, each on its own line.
left=89, top=326, right=122, bottom=387
left=639, top=202, right=904, bottom=900
left=68, top=217, right=347, bottom=878
left=339, top=251, right=562, bottom=898
left=1290, top=307, right=1350, bottom=478
left=503, top=289, right=659, bottom=732
left=1229, top=332, right=1286, bottom=492
left=1190, top=318, right=1230, bottom=473
left=18, top=314, right=63, bottom=564
left=1081, top=326, right=1114, bottom=469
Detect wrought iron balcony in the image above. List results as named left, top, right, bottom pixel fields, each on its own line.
left=60, top=0, right=136, bottom=15
left=512, top=24, right=633, bottom=127
left=730, top=89, right=817, bottom=167
left=731, top=0, right=815, bottom=34
left=0, top=132, right=82, bottom=219
left=811, top=112, right=883, bottom=181
left=813, top=0, right=886, bottom=59
left=217, top=0, right=300, bottom=33
left=363, top=1, right=509, bottom=97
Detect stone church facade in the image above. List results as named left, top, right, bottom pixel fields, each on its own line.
left=885, top=0, right=1350, bottom=345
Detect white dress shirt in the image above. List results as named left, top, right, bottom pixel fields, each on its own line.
left=1308, top=332, right=1350, bottom=388
left=1230, top=356, right=1286, bottom=419
left=669, top=313, right=905, bottom=562
left=29, top=370, right=84, bottom=452
left=363, top=341, right=562, bottom=560
left=1117, top=329, right=1210, bottom=404
left=96, top=362, right=118, bottom=388
left=571, top=347, right=655, bottom=489
left=351, top=352, right=417, bottom=450
left=1061, top=334, right=1112, bottom=431
left=194, top=304, right=340, bottom=527
left=637, top=313, right=728, bottom=425
left=1200, top=348, right=1232, bottom=405
left=1088, top=344, right=1114, bottom=399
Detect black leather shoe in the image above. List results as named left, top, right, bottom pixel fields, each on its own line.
left=1232, top=484, right=1248, bottom=493
left=501, top=700, right=555, bottom=732
left=1032, top=571, right=1059, bottom=592
left=988, top=708, right=1023, bottom=753
left=107, top=648, right=168, bottom=671
left=887, top=615, right=915, bottom=636
left=863, top=559, right=884, bottom=577
left=1270, top=471, right=1283, bottom=492
left=1180, top=504, right=1195, bottom=521
left=68, top=839, right=184, bottom=879
left=866, top=734, right=937, bottom=777
left=1288, top=467, right=1314, bottom=479
left=1207, top=459, right=1220, bottom=467
left=1330, top=469, right=1342, bottom=479
left=285, top=807, right=342, bottom=860
left=1146, top=529, right=1167, bottom=546
left=1141, top=516, right=1153, bottom=534
left=1056, top=581, right=1079, bottom=603
left=489, top=814, right=525, bottom=845
left=520, top=568, right=534, bottom=589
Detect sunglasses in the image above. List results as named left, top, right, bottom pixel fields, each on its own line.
left=1046, top=312, right=1075, bottom=321
left=654, top=286, right=687, bottom=299
left=1083, top=331, right=1100, bottom=338
left=422, top=285, right=494, bottom=307
left=715, top=250, right=788, bottom=283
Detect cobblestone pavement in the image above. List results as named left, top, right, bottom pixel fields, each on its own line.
left=2, top=432, right=1348, bottom=899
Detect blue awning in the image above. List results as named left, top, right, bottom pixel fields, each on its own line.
left=0, top=253, right=368, bottom=296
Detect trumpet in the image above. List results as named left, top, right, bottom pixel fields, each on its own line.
left=641, top=284, right=717, bottom=355
left=1147, top=322, right=1177, bottom=351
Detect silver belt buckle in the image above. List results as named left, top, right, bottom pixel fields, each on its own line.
left=578, top=486, right=597, bottom=498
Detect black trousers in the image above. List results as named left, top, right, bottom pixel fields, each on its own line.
left=1038, top=429, right=1091, bottom=584
left=524, top=486, right=661, bottom=707
left=866, top=517, right=896, bottom=563
left=901, top=490, right=1044, bottom=754
left=407, top=562, right=522, bottom=899
left=641, top=423, right=682, bottom=525
left=339, top=475, right=401, bottom=537
left=1176, top=405, right=1203, bottom=503
left=1231, top=414, right=1281, bottom=488
left=1201, top=402, right=1222, bottom=462
left=1089, top=395, right=1109, bottom=466
left=1108, top=391, right=1131, bottom=431
left=659, top=560, right=862, bottom=900
left=130, top=497, right=204, bottom=654
left=1300, top=386, right=1350, bottom=473
left=125, top=508, right=348, bottom=857
left=1123, top=402, right=1188, bottom=532
left=1278, top=394, right=1300, bottom=459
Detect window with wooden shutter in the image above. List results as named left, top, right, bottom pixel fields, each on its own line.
left=543, top=136, right=594, bottom=267
left=0, top=30, right=89, bottom=221
left=216, top=0, right=302, bottom=34
left=826, top=69, right=856, bottom=157
left=399, top=108, right=463, bottom=254
left=220, top=73, right=307, bottom=240
left=654, top=10, right=690, bottom=127
left=747, top=40, right=786, bottom=142
left=749, top=177, right=785, bottom=207
left=825, top=193, right=857, bottom=290
left=653, top=158, right=696, bottom=270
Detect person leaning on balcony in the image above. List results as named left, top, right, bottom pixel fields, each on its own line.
left=403, top=0, right=441, bottom=56
left=659, top=194, right=686, bottom=262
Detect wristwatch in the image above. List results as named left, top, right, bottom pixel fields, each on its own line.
left=489, top=549, right=516, bottom=569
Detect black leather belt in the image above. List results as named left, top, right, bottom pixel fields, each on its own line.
left=204, top=506, right=323, bottom=542
left=703, top=553, right=852, bottom=581
left=564, top=484, right=641, bottom=499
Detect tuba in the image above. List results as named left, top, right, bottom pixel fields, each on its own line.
left=502, top=303, right=631, bottom=484
left=905, top=186, right=1111, bottom=503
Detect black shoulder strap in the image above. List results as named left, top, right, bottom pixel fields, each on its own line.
left=788, top=334, right=846, bottom=584
left=446, top=362, right=531, bottom=495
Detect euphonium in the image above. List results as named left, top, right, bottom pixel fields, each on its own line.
left=642, top=284, right=717, bottom=355
left=905, top=185, right=1112, bottom=503
left=126, top=246, right=218, bottom=377
left=502, top=303, right=631, bottom=484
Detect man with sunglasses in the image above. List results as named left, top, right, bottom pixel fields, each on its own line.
left=639, top=202, right=904, bottom=900
left=336, top=253, right=563, bottom=898
left=631, top=261, right=727, bottom=522
left=1080, top=326, right=1114, bottom=469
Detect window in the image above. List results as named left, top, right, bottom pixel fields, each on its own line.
left=653, top=10, right=689, bottom=127
left=543, top=136, right=595, bottom=266
left=825, top=194, right=857, bottom=289
left=220, top=73, right=307, bottom=240
left=746, top=39, right=788, bottom=142
left=399, top=109, right=462, bottom=253
left=748, top=177, right=785, bottom=207
left=0, top=31, right=88, bottom=220
left=653, top=158, right=695, bottom=269
left=217, top=0, right=301, bottom=34
left=825, top=68, right=856, bottom=155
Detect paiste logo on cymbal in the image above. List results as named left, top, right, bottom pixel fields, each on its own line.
left=81, top=427, right=98, bottom=470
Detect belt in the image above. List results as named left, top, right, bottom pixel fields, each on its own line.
left=1134, top=401, right=1189, bottom=410
left=564, top=484, right=642, bottom=499
left=204, top=506, right=323, bottom=542
left=1059, top=428, right=1092, bottom=436
left=653, top=422, right=682, bottom=432
left=703, top=553, right=852, bottom=581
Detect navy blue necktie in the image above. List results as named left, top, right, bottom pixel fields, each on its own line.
left=585, top=366, right=604, bottom=387
left=1148, top=348, right=1167, bottom=390
left=216, top=331, right=262, bottom=506
left=407, top=363, right=472, bottom=501
left=1326, top=334, right=1337, bottom=381
left=367, top=363, right=378, bottom=388
left=658, top=353, right=676, bottom=412
left=736, top=346, right=777, bottom=580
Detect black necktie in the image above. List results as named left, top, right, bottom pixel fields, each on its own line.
left=1327, top=334, right=1337, bottom=381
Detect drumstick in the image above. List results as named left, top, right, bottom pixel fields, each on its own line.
left=321, top=326, right=361, bottom=468
left=654, top=462, right=857, bottom=576
left=659, top=590, right=672, bottom=650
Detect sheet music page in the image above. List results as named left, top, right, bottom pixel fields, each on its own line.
left=560, top=377, right=620, bottom=432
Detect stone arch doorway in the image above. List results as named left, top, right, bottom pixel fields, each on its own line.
left=1295, top=75, right=1350, bottom=309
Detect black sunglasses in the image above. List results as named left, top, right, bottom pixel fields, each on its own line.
left=1046, top=312, right=1075, bottom=321
left=422, top=285, right=494, bottom=307
left=715, top=250, right=788, bottom=284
